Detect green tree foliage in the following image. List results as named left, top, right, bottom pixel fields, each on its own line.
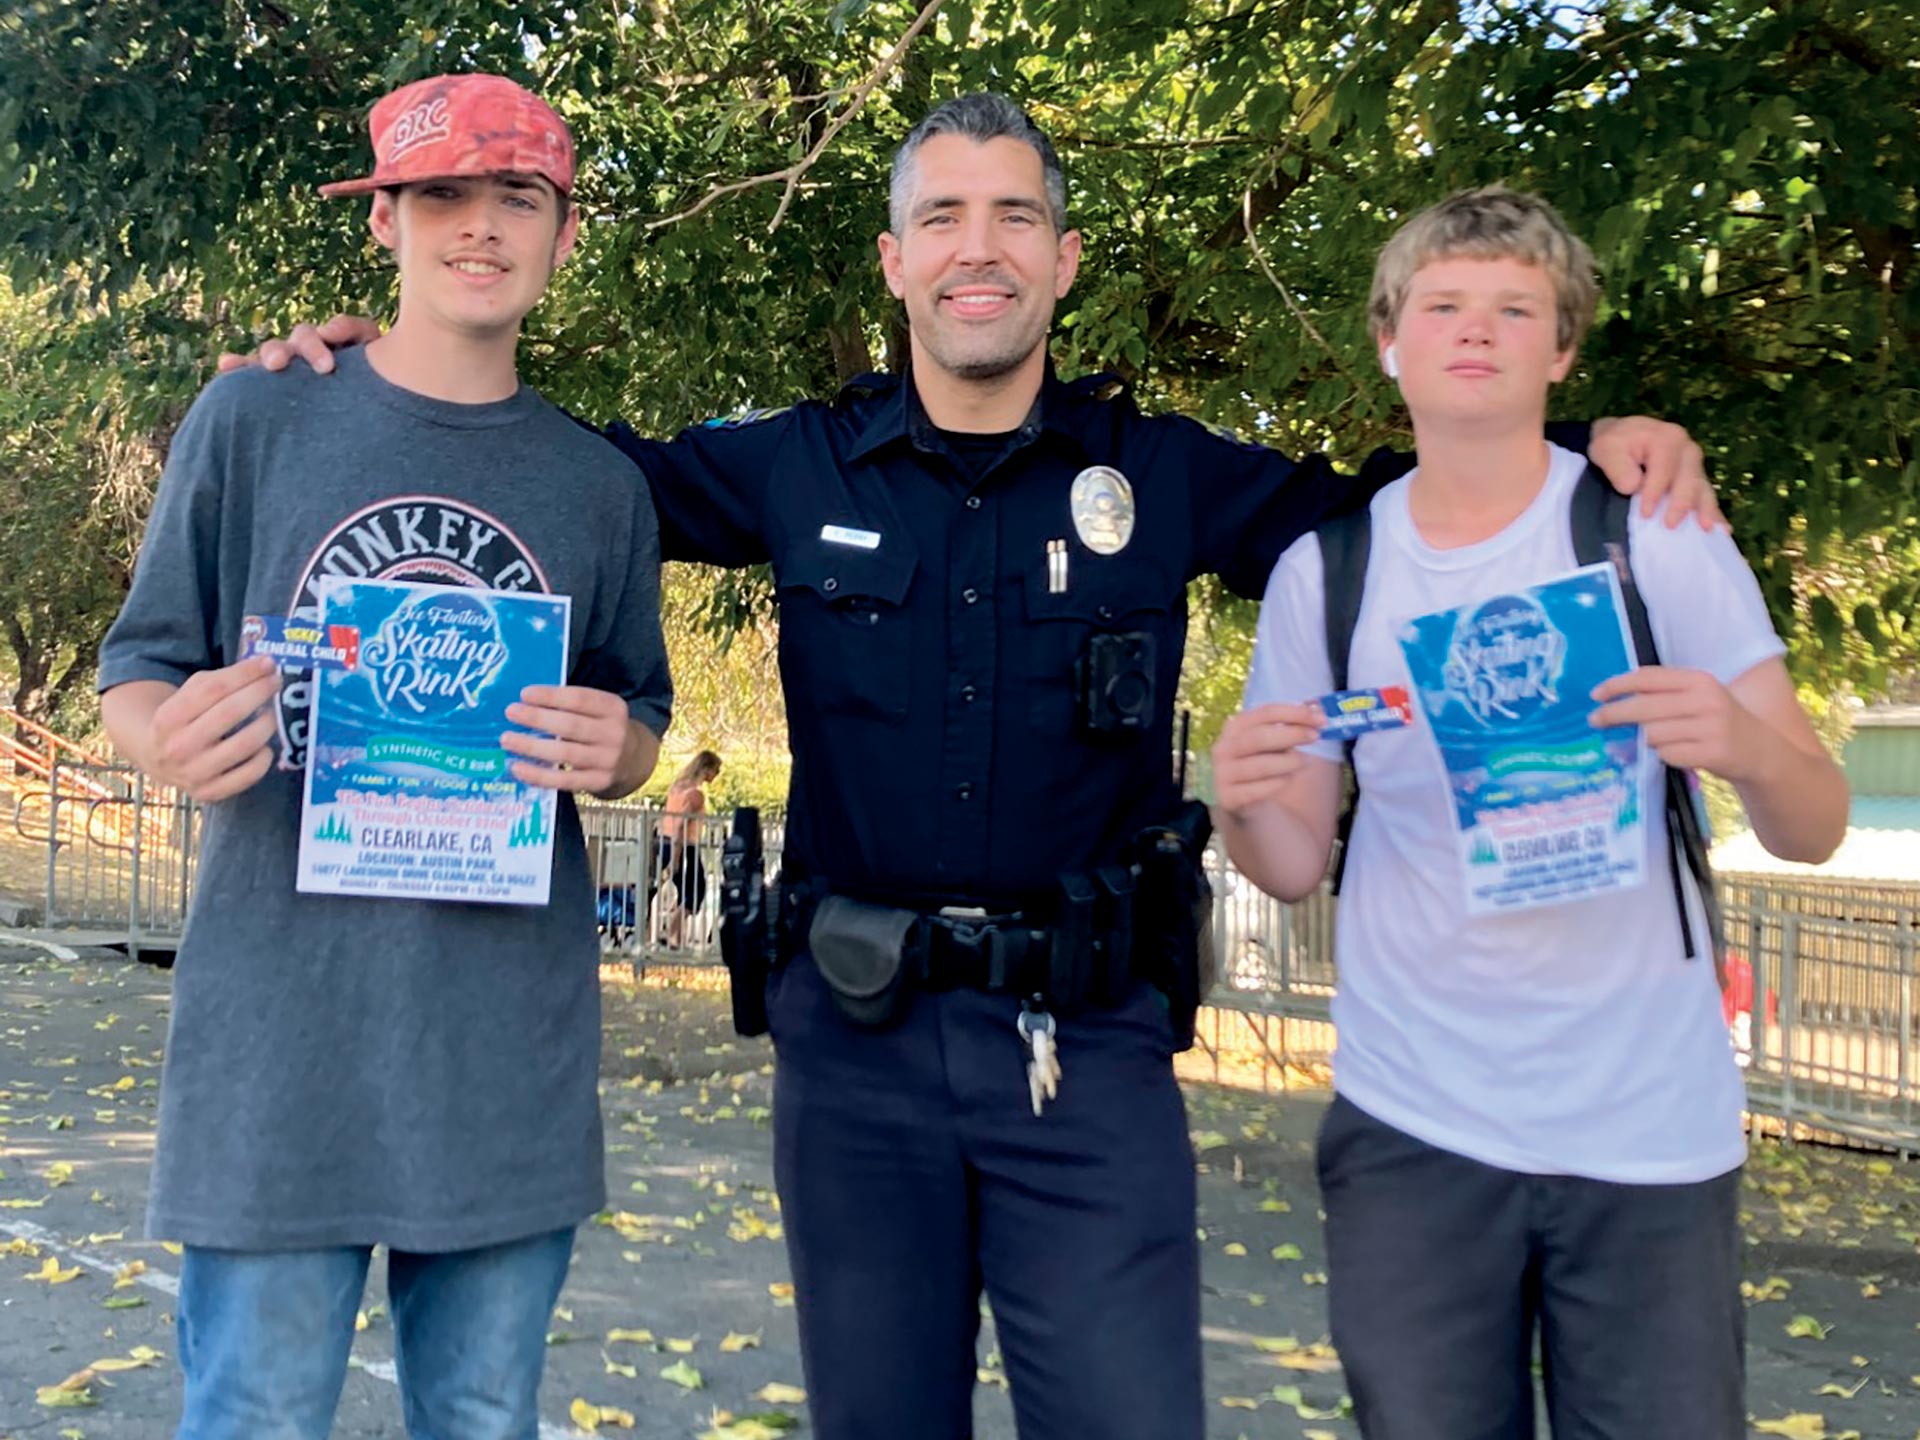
left=0, top=280, right=201, bottom=723
left=2, top=1, right=1914, bottom=747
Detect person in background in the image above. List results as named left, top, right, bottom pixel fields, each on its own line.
left=655, top=748, right=721, bottom=946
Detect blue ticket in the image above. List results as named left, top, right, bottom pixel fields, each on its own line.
left=1315, top=686, right=1413, bottom=739
left=239, top=614, right=361, bottom=671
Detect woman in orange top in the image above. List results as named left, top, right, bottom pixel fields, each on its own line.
left=654, top=750, right=721, bottom=946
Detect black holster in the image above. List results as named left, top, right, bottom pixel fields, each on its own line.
left=719, top=808, right=770, bottom=1037
left=1131, top=800, right=1216, bottom=1051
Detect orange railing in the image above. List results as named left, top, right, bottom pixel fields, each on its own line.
left=0, top=710, right=182, bottom=850
left=0, top=709, right=117, bottom=795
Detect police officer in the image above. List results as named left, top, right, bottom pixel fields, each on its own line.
left=607, top=97, right=1722, bottom=1440
left=244, top=93, right=1716, bottom=1440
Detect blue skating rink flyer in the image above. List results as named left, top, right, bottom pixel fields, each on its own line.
left=296, top=578, right=570, bottom=905
left=1395, top=563, right=1646, bottom=915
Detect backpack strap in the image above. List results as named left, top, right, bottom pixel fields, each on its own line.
left=1569, top=465, right=1726, bottom=969
left=1317, top=506, right=1372, bottom=894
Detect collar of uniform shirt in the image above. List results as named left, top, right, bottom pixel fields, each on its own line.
left=844, top=359, right=1100, bottom=465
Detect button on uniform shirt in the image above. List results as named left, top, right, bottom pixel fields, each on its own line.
left=607, top=368, right=1399, bottom=907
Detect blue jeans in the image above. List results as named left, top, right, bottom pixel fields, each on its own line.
left=175, top=1227, right=576, bottom=1440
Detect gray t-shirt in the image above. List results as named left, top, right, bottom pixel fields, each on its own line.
left=98, top=347, right=671, bottom=1251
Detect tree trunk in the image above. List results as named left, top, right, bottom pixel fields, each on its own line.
left=827, top=308, right=874, bottom=381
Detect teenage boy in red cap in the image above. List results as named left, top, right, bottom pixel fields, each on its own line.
left=98, top=73, right=671, bottom=1440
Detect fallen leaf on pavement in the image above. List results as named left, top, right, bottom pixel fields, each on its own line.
left=1270, top=1342, right=1342, bottom=1372
left=27, top=1256, right=80, bottom=1284
left=1270, top=1384, right=1350, bottom=1420
left=659, top=1359, right=704, bottom=1390
left=36, top=1370, right=99, bottom=1408
left=698, top=1415, right=799, bottom=1440
left=568, top=1398, right=635, bottom=1432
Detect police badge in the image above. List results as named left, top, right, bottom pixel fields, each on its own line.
left=1069, top=465, right=1135, bottom=556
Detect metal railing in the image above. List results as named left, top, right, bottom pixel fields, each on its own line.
left=1198, top=860, right=1920, bottom=1151
left=11, top=773, right=1919, bottom=1149
left=582, top=803, right=789, bottom=967
left=11, top=761, right=199, bottom=957
left=0, top=708, right=115, bottom=784
left=1717, top=875, right=1920, bottom=1150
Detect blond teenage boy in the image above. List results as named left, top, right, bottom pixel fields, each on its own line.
left=1212, top=189, right=1846, bottom=1439
left=98, top=75, right=670, bottom=1440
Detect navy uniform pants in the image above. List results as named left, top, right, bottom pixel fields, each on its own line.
left=768, top=953, right=1202, bottom=1440
left=1317, top=1095, right=1745, bottom=1440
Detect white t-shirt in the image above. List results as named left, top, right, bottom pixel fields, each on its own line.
left=1244, top=444, right=1783, bottom=1183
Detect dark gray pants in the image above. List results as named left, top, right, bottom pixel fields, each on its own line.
left=768, top=954, right=1201, bottom=1440
left=1317, top=1094, right=1744, bottom=1440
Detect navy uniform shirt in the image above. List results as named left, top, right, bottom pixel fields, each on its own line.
left=607, top=367, right=1582, bottom=908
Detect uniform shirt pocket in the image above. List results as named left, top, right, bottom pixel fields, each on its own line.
left=776, top=543, right=919, bottom=723
left=1021, top=556, right=1173, bottom=735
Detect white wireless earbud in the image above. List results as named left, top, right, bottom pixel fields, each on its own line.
left=1383, top=343, right=1401, bottom=380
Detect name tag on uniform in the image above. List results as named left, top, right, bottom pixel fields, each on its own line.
left=820, top=524, right=881, bottom=550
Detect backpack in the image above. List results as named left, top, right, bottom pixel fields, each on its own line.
left=1316, top=464, right=1725, bottom=969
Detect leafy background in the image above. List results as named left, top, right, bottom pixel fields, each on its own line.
left=2, top=0, right=1914, bottom=799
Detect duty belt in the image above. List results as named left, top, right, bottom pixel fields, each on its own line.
left=787, top=867, right=1142, bottom=1010
left=918, top=908, right=1053, bottom=994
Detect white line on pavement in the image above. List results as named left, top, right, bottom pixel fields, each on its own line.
left=0, top=1219, right=579, bottom=1439
left=0, top=1216, right=178, bottom=1295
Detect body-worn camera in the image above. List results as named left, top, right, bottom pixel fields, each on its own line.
left=1077, top=631, right=1156, bottom=735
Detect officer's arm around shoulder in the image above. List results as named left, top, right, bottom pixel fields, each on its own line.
left=592, top=406, right=799, bottom=569
left=1173, top=414, right=1359, bottom=599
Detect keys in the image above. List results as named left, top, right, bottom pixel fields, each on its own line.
left=1017, top=1002, right=1061, bottom=1117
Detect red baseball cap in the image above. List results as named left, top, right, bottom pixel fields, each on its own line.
left=320, top=73, right=575, bottom=200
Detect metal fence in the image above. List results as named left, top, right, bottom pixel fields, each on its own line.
left=11, top=762, right=199, bottom=960
left=581, top=802, right=782, bottom=968
left=1197, top=861, right=1920, bottom=1151
left=1718, top=875, right=1920, bottom=1151
left=12, top=770, right=1920, bottom=1149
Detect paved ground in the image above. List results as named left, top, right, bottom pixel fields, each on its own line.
left=0, top=947, right=1918, bottom=1440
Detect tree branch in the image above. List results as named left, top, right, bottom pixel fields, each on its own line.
left=645, top=0, right=947, bottom=235
left=1242, top=180, right=1376, bottom=409
left=1805, top=18, right=1892, bottom=75
left=1202, top=149, right=1313, bottom=254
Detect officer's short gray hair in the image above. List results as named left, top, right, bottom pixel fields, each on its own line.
left=889, top=93, right=1068, bottom=235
